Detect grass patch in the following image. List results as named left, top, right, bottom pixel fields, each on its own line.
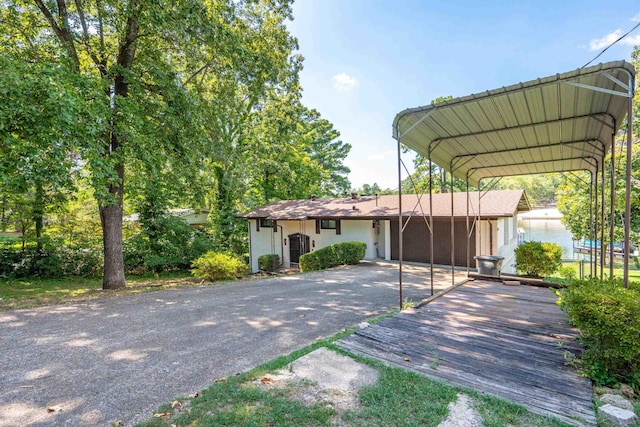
left=0, top=271, right=204, bottom=310
left=138, top=332, right=574, bottom=427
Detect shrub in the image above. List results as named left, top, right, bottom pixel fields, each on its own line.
left=258, top=254, right=280, bottom=272
left=191, top=251, right=247, bottom=281
left=123, top=216, right=215, bottom=274
left=514, top=241, right=562, bottom=277
left=559, top=278, right=640, bottom=391
left=299, top=241, right=366, bottom=272
left=0, top=242, right=102, bottom=278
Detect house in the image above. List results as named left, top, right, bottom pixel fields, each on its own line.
left=123, top=209, right=210, bottom=226
left=240, top=190, right=531, bottom=273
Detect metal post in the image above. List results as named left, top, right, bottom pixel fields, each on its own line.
left=429, top=152, right=434, bottom=295
left=466, top=179, right=470, bottom=276
left=589, top=172, right=595, bottom=277
left=594, top=167, right=598, bottom=279
left=600, top=160, right=605, bottom=281
left=397, top=137, right=403, bottom=308
left=478, top=182, right=482, bottom=257
left=610, top=129, right=616, bottom=278
left=624, top=92, right=633, bottom=288
left=450, top=166, right=455, bottom=286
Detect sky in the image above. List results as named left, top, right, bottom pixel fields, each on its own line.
left=286, top=1, right=640, bottom=190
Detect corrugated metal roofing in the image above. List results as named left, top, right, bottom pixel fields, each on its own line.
left=240, top=190, right=530, bottom=220
left=393, top=61, right=635, bottom=187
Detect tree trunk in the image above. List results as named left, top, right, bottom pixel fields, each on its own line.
left=34, top=185, right=44, bottom=252
left=100, top=163, right=125, bottom=289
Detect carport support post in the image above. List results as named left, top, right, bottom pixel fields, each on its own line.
left=450, top=162, right=455, bottom=286
left=624, top=91, right=633, bottom=288
left=428, top=148, right=434, bottom=295
left=601, top=161, right=605, bottom=280
left=610, top=128, right=616, bottom=278
left=466, top=179, right=470, bottom=275
left=397, top=135, right=403, bottom=308
left=589, top=173, right=594, bottom=278
left=591, top=166, right=602, bottom=278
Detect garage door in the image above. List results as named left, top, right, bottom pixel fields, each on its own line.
left=390, top=218, right=475, bottom=266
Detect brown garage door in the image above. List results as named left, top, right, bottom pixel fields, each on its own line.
left=390, top=218, right=475, bottom=266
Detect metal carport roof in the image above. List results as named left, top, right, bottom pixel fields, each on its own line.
left=393, top=60, right=635, bottom=188
left=392, top=60, right=636, bottom=291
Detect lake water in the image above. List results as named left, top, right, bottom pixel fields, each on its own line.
left=517, top=209, right=577, bottom=259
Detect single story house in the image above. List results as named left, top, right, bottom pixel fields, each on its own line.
left=124, top=208, right=210, bottom=226
left=240, top=190, right=531, bottom=273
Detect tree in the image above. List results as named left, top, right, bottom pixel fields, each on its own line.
left=0, top=53, right=102, bottom=249
left=1, top=1, right=242, bottom=288
left=556, top=46, right=640, bottom=244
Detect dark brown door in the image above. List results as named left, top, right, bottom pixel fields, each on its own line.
left=289, top=233, right=310, bottom=263
left=390, top=218, right=475, bottom=266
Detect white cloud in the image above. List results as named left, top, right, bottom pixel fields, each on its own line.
left=589, top=29, right=640, bottom=51
left=332, top=72, right=358, bottom=92
left=632, top=12, right=640, bottom=22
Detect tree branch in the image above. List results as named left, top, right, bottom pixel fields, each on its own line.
left=73, top=0, right=103, bottom=69
left=33, top=0, right=80, bottom=70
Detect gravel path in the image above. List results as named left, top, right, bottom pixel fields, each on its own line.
left=0, top=261, right=453, bottom=426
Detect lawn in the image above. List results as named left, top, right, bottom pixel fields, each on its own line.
left=555, top=259, right=640, bottom=281
left=0, top=271, right=201, bottom=310
left=137, top=332, right=574, bottom=427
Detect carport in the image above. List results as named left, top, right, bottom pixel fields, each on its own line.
left=393, top=60, right=635, bottom=302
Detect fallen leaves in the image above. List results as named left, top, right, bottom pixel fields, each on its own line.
left=47, top=405, right=62, bottom=413
left=189, top=392, right=199, bottom=399
left=260, top=376, right=273, bottom=384
left=403, top=357, right=411, bottom=363
left=214, top=377, right=227, bottom=383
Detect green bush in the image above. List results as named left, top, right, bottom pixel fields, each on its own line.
left=191, top=251, right=247, bottom=281
left=559, top=278, right=640, bottom=391
left=0, top=242, right=102, bottom=278
left=123, top=216, right=214, bottom=274
left=514, top=241, right=562, bottom=277
left=258, top=254, right=280, bottom=272
left=299, top=241, right=366, bottom=272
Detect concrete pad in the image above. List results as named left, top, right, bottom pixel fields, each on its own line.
left=289, top=347, right=378, bottom=392
left=599, top=404, right=638, bottom=427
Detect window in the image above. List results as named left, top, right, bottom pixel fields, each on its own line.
left=320, top=219, right=337, bottom=229
left=260, top=219, right=273, bottom=228
left=318, top=219, right=341, bottom=235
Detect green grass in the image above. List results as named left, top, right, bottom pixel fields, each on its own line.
left=546, top=260, right=640, bottom=283
left=137, top=334, right=574, bottom=427
left=0, top=271, right=200, bottom=310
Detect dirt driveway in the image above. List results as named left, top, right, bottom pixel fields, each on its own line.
left=0, top=261, right=463, bottom=426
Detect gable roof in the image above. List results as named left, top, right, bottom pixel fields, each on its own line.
left=240, top=190, right=530, bottom=220
left=393, top=61, right=634, bottom=187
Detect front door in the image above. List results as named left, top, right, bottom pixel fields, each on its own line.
left=289, top=233, right=310, bottom=263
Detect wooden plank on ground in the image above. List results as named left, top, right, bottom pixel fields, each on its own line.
left=337, top=280, right=596, bottom=426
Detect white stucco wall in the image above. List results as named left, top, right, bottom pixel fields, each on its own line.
left=497, top=216, right=518, bottom=274
left=248, top=219, right=379, bottom=272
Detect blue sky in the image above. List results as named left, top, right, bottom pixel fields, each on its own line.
left=287, top=1, right=640, bottom=190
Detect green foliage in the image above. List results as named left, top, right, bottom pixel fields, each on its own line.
left=495, top=173, right=562, bottom=206
left=514, top=241, right=562, bottom=277
left=258, top=254, right=280, bottom=272
left=559, top=279, right=640, bottom=391
left=124, top=216, right=214, bottom=274
left=0, top=241, right=102, bottom=279
left=191, top=251, right=247, bottom=282
left=299, top=242, right=366, bottom=272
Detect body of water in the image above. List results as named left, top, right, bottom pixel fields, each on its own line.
left=518, top=209, right=576, bottom=259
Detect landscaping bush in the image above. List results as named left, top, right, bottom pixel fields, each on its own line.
left=191, top=251, right=247, bottom=281
left=514, top=241, right=562, bottom=277
left=123, top=216, right=215, bottom=274
left=258, top=254, right=280, bottom=272
left=559, top=278, right=640, bottom=391
left=0, top=242, right=102, bottom=278
left=299, top=241, right=366, bottom=272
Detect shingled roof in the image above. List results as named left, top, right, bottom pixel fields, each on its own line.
left=240, top=190, right=530, bottom=220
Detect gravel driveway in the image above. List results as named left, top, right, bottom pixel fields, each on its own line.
left=0, top=261, right=461, bottom=426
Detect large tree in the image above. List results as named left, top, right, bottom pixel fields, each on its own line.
left=1, top=1, right=245, bottom=288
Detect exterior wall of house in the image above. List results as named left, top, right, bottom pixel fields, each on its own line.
left=384, top=220, right=391, bottom=260
left=248, top=219, right=377, bottom=273
left=181, top=212, right=209, bottom=226
left=497, top=216, right=518, bottom=274
left=248, top=220, right=284, bottom=273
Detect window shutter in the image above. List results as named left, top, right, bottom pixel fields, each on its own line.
left=273, top=220, right=278, bottom=232
left=256, top=220, right=260, bottom=232
left=316, top=220, right=320, bottom=234
left=336, top=220, right=341, bottom=235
